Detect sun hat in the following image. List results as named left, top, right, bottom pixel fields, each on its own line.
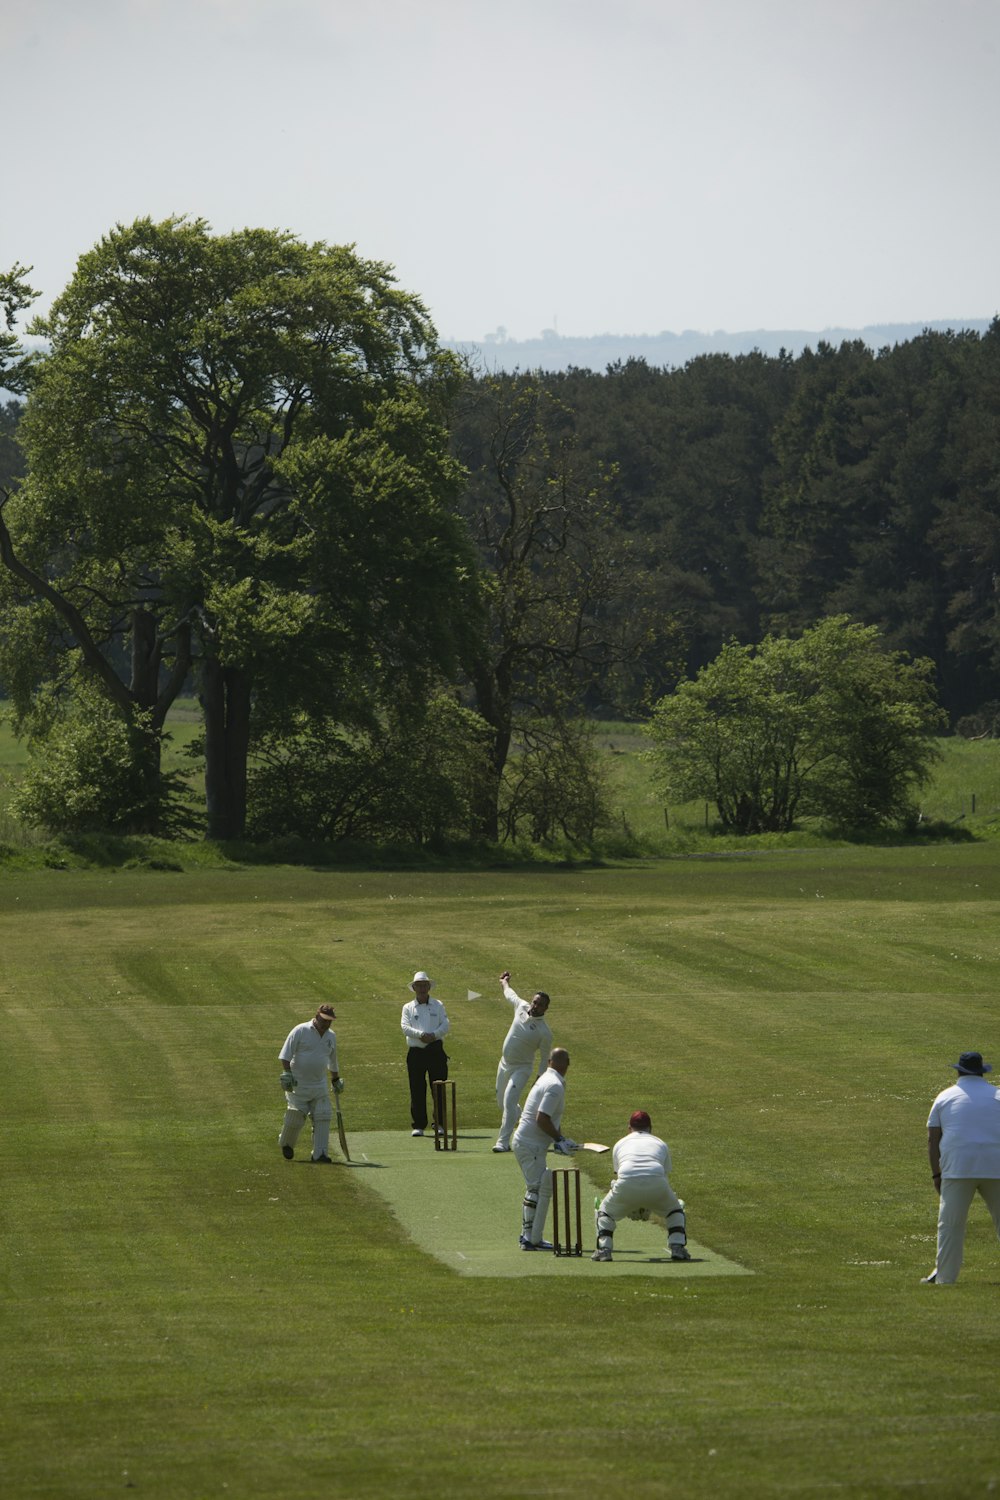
left=952, top=1051, right=992, bottom=1075
left=410, top=971, right=434, bottom=991
left=316, top=1004, right=337, bottom=1022
left=629, top=1110, right=652, bottom=1131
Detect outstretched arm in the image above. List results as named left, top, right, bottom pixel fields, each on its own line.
left=500, top=971, right=523, bottom=1007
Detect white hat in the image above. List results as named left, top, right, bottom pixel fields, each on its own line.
left=410, top=970, right=433, bottom=991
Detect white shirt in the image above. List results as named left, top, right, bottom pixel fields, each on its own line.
left=928, top=1075, right=1000, bottom=1178
left=513, top=1066, right=566, bottom=1150
left=613, top=1130, right=672, bottom=1180
left=500, top=982, right=553, bottom=1069
left=279, top=1022, right=338, bottom=1086
left=401, top=996, right=450, bottom=1048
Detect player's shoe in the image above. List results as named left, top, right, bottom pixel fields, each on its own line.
left=670, top=1246, right=692, bottom=1262
left=411, top=1128, right=424, bottom=1137
left=920, top=1271, right=938, bottom=1284
left=281, top=1145, right=294, bottom=1160
left=591, top=1247, right=612, bottom=1262
left=520, top=1237, right=553, bottom=1251
left=492, top=1142, right=511, bottom=1153
left=311, top=1154, right=334, bottom=1164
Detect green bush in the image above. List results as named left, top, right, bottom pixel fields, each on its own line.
left=12, top=686, right=196, bottom=836
left=500, top=717, right=612, bottom=845
left=246, top=697, right=494, bottom=846
left=646, top=616, right=944, bottom=834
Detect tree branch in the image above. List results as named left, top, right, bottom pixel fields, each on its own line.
left=0, top=494, right=135, bottom=715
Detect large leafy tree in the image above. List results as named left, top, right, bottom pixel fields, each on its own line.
left=0, top=265, right=33, bottom=493
left=0, top=219, right=476, bottom=838
left=646, top=616, right=944, bottom=834
left=452, top=373, right=659, bottom=841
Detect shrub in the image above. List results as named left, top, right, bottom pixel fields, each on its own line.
left=500, top=717, right=612, bottom=845
left=246, top=697, right=494, bottom=846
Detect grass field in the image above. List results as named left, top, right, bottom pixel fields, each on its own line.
left=4, top=846, right=1000, bottom=1496
left=593, top=722, right=1000, bottom=844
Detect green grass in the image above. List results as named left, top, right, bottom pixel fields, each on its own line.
left=595, top=721, right=1000, bottom=845
left=3, top=850, right=1000, bottom=1496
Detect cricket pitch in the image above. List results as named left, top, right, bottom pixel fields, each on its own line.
left=344, top=1131, right=753, bottom=1279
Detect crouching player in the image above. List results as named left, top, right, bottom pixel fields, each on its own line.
left=592, top=1109, right=691, bottom=1263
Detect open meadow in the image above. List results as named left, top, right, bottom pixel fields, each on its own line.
left=3, top=845, right=1000, bottom=1497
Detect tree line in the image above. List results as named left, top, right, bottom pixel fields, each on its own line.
left=1, top=221, right=995, bottom=845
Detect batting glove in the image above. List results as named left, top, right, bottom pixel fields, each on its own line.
left=280, top=1071, right=297, bottom=1090
left=554, top=1137, right=578, bottom=1155
left=333, top=1078, right=345, bottom=1094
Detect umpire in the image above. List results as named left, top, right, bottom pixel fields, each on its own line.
left=922, top=1050, right=1000, bottom=1284
left=401, top=970, right=450, bottom=1137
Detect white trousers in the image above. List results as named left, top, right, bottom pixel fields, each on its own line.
left=934, top=1177, right=1000, bottom=1283
left=495, top=1060, right=532, bottom=1146
left=598, top=1175, right=685, bottom=1246
left=278, top=1083, right=332, bottom=1160
left=513, top=1140, right=552, bottom=1244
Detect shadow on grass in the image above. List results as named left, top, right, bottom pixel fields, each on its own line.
left=0, top=818, right=983, bottom=876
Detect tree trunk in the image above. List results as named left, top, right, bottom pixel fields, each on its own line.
left=126, top=716, right=166, bottom=835
left=200, top=657, right=252, bottom=840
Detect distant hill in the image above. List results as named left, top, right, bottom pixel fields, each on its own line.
left=446, top=318, right=997, bottom=374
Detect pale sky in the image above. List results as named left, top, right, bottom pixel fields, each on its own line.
left=4, top=0, right=999, bottom=342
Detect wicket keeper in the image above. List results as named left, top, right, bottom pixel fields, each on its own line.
left=592, top=1110, right=690, bottom=1262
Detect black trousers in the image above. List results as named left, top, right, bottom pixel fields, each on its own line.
left=407, top=1040, right=449, bottom=1129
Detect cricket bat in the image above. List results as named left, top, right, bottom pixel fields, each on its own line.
left=580, top=1142, right=610, bottom=1153
left=336, top=1100, right=351, bottom=1161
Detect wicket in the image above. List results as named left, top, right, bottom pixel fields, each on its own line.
left=432, top=1078, right=458, bottom=1151
left=551, top=1167, right=583, bottom=1256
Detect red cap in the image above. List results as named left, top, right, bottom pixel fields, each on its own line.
left=629, top=1110, right=651, bottom=1131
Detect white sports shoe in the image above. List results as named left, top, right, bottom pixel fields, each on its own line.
left=411, top=1128, right=424, bottom=1137
left=670, top=1246, right=692, bottom=1262
left=591, top=1247, right=612, bottom=1262
left=492, top=1142, right=511, bottom=1153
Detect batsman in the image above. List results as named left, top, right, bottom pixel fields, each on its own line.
left=512, top=1047, right=578, bottom=1249
left=277, top=1003, right=345, bottom=1164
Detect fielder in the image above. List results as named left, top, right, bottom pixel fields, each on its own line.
left=922, top=1050, right=1000, bottom=1285
left=493, top=969, right=553, bottom=1153
left=592, top=1110, right=690, bottom=1263
left=512, top=1048, right=578, bottom=1250
left=277, top=1004, right=344, bottom=1164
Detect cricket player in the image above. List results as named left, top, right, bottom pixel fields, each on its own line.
left=592, top=1110, right=690, bottom=1263
left=493, top=969, right=553, bottom=1153
left=277, top=1003, right=344, bottom=1164
left=512, top=1047, right=578, bottom=1249
left=922, top=1050, right=1000, bottom=1285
